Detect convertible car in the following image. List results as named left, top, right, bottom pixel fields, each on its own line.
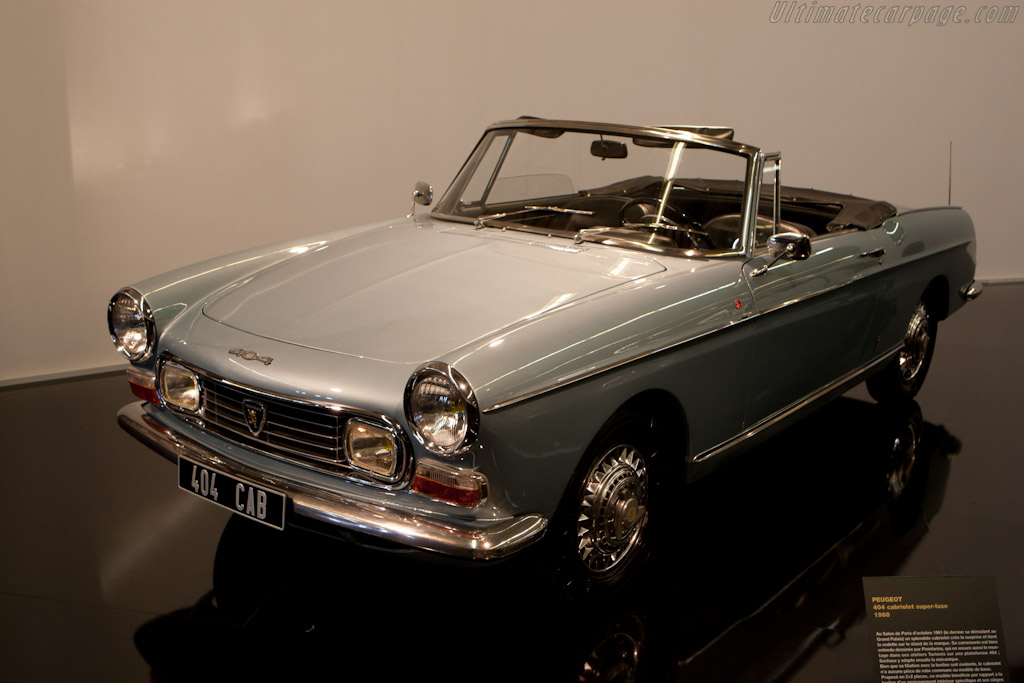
left=110, top=118, right=980, bottom=591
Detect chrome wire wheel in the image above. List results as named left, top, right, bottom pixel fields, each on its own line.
left=898, top=302, right=932, bottom=384
left=886, top=419, right=919, bottom=500
left=868, top=295, right=938, bottom=402
left=576, top=444, right=649, bottom=574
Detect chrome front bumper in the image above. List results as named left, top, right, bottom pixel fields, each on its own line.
left=117, top=401, right=548, bottom=560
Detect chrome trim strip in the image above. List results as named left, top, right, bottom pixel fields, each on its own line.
left=482, top=259, right=885, bottom=412
left=960, top=280, right=983, bottom=301
left=482, top=313, right=759, bottom=413
left=484, top=292, right=901, bottom=416
left=692, top=346, right=900, bottom=464
left=118, top=401, right=548, bottom=560
left=893, top=205, right=964, bottom=216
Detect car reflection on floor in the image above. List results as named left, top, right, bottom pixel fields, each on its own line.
left=133, top=398, right=959, bottom=682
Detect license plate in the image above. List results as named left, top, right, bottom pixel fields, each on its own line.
left=178, top=456, right=286, bottom=530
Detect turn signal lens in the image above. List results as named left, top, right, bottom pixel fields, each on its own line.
left=411, top=461, right=487, bottom=507
left=159, top=363, right=200, bottom=412
left=127, top=368, right=160, bottom=404
left=344, top=419, right=398, bottom=478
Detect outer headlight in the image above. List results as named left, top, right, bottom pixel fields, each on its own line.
left=405, top=362, right=479, bottom=455
left=108, top=287, right=154, bottom=361
left=159, top=362, right=200, bottom=413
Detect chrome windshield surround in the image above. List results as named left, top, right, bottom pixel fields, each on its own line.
left=483, top=119, right=759, bottom=155
left=431, top=118, right=761, bottom=260
left=107, top=287, right=156, bottom=362
left=159, top=354, right=412, bottom=488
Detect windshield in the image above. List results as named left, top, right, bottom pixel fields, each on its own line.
left=434, top=126, right=753, bottom=255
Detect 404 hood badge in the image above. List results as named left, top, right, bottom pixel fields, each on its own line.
left=228, top=348, right=273, bottom=366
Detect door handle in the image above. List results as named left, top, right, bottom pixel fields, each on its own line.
left=859, top=247, right=886, bottom=259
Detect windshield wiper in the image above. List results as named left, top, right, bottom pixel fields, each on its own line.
left=474, top=205, right=593, bottom=229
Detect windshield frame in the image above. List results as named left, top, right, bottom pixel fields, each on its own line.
left=432, top=119, right=763, bottom=259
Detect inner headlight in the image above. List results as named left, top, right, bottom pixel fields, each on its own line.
left=405, top=362, right=479, bottom=455
left=159, top=362, right=200, bottom=412
left=108, top=288, right=154, bottom=361
left=344, top=419, right=399, bottom=478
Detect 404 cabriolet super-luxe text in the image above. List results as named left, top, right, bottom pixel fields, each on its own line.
left=111, top=118, right=980, bottom=591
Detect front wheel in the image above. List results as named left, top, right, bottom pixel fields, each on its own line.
left=867, top=300, right=937, bottom=402
left=551, top=414, right=668, bottom=595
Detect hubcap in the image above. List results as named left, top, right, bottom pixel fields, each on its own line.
left=898, top=302, right=931, bottom=383
left=577, top=445, right=649, bottom=574
left=887, top=420, right=919, bottom=500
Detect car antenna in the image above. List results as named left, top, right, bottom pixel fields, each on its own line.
left=948, top=140, right=953, bottom=206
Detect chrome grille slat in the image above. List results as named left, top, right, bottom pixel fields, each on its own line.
left=205, top=397, right=340, bottom=438
left=203, top=421, right=341, bottom=462
left=159, top=355, right=410, bottom=486
left=197, top=374, right=351, bottom=468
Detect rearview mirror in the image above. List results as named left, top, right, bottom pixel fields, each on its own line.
left=590, top=140, right=628, bottom=159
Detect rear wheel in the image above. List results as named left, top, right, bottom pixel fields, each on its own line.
left=868, top=299, right=937, bottom=402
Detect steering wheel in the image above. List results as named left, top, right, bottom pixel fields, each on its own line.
left=618, top=198, right=710, bottom=248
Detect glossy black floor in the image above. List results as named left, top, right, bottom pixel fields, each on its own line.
left=2, top=284, right=1021, bottom=682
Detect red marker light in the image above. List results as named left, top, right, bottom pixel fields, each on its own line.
left=127, top=368, right=160, bottom=404
left=734, top=299, right=743, bottom=309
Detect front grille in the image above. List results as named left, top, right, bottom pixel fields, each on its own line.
left=201, top=378, right=345, bottom=465
left=160, top=357, right=408, bottom=485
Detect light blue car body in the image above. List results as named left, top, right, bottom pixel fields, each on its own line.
left=114, top=119, right=978, bottom=564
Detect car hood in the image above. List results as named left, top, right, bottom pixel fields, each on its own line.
left=202, top=220, right=666, bottom=363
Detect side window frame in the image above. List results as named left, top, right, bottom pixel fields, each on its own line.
left=755, top=152, right=782, bottom=250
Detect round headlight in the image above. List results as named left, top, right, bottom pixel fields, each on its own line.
left=405, top=362, right=479, bottom=455
left=108, top=288, right=154, bottom=361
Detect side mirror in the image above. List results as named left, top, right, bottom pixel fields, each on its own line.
left=768, top=232, right=811, bottom=261
left=409, top=181, right=433, bottom=217
left=752, top=232, right=811, bottom=277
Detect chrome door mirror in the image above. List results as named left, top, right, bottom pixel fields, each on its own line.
left=409, top=181, right=433, bottom=217
left=768, top=232, right=810, bottom=261
left=752, top=232, right=811, bottom=277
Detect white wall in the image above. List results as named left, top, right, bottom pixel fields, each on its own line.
left=2, top=0, right=1022, bottom=383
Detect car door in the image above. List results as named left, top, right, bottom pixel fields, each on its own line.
left=740, top=156, right=889, bottom=429
left=742, top=229, right=890, bottom=428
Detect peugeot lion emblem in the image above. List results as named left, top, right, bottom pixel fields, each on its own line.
left=243, top=400, right=267, bottom=436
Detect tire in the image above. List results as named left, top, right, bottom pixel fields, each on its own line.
left=867, top=299, right=937, bottom=402
left=550, top=413, right=668, bottom=595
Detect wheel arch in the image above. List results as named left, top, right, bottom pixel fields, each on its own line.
left=607, top=388, right=690, bottom=478
left=548, top=387, right=688, bottom=592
